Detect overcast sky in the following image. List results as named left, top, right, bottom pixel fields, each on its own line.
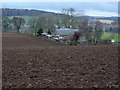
left=2, top=2, right=118, bottom=17
left=0, top=0, right=119, bottom=2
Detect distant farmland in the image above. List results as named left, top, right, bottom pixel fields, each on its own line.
left=98, top=20, right=114, bottom=24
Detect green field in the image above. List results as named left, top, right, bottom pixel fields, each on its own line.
left=101, top=33, right=120, bottom=42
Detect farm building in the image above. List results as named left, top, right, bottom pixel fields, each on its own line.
left=56, top=28, right=79, bottom=36
left=55, top=28, right=87, bottom=44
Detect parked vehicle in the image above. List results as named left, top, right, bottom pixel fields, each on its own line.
left=41, top=33, right=48, bottom=36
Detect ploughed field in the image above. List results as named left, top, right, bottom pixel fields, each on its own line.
left=2, top=32, right=119, bottom=88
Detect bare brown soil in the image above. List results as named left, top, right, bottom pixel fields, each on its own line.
left=2, top=32, right=119, bottom=88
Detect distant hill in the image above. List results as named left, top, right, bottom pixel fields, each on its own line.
left=2, top=8, right=117, bottom=20
left=2, top=8, right=59, bottom=16
left=86, top=16, right=117, bottom=20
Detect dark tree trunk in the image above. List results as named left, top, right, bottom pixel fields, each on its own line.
left=17, top=27, right=20, bottom=32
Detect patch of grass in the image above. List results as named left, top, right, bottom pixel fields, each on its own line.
left=101, top=33, right=120, bottom=42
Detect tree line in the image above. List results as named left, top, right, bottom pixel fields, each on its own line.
left=2, top=8, right=58, bottom=16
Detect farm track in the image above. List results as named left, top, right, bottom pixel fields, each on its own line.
left=2, top=32, right=119, bottom=88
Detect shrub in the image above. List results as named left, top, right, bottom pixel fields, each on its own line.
left=37, top=28, right=43, bottom=36
left=47, top=30, right=52, bottom=35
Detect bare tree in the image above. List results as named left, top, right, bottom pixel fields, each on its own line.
left=28, top=16, right=38, bottom=34
left=78, top=18, right=89, bottom=43
left=61, top=9, right=69, bottom=15
left=28, top=16, right=38, bottom=29
left=62, top=8, right=76, bottom=16
left=35, top=14, right=56, bottom=33
left=94, top=21, right=103, bottom=40
left=68, top=8, right=76, bottom=16
left=61, top=8, right=76, bottom=28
